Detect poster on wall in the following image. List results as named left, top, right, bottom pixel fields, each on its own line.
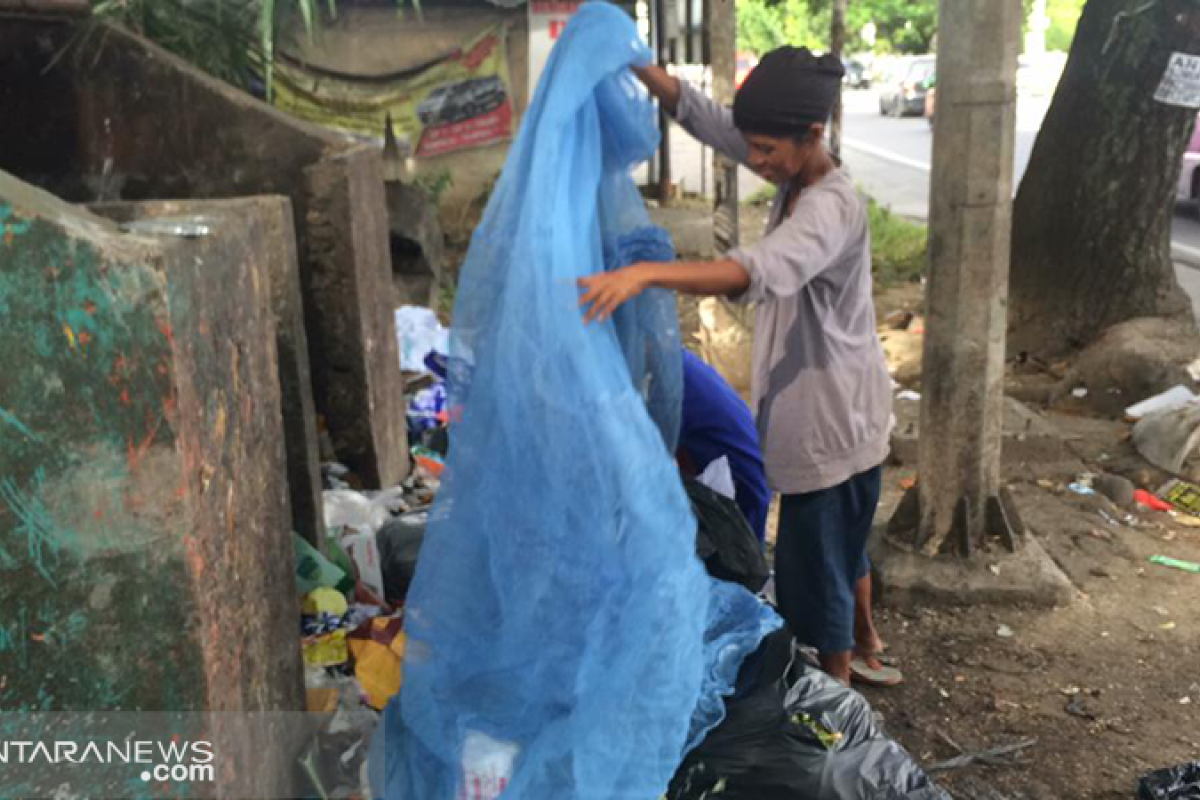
left=528, top=1, right=582, bottom=100
left=274, top=24, right=513, bottom=158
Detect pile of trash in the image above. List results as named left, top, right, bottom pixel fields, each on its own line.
left=292, top=460, right=441, bottom=798
left=396, top=305, right=451, bottom=479
left=365, top=10, right=949, bottom=800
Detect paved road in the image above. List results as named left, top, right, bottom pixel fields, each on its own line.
left=650, top=87, right=1200, bottom=316
left=838, top=89, right=1200, bottom=317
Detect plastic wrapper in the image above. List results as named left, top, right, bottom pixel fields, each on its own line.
left=348, top=617, right=406, bottom=711
left=295, top=533, right=353, bottom=595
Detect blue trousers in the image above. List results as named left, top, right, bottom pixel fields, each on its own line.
left=775, top=466, right=882, bottom=653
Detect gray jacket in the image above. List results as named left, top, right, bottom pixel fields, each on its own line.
left=674, top=81, right=892, bottom=494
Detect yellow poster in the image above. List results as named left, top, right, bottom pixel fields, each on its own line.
left=274, top=24, right=513, bottom=158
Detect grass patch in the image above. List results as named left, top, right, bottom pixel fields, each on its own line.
left=745, top=183, right=778, bottom=206
left=742, top=186, right=925, bottom=285
left=868, top=199, right=927, bottom=286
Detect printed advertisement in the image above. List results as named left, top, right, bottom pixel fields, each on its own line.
left=274, top=24, right=513, bottom=158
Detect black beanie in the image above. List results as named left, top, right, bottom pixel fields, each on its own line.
left=733, top=46, right=844, bottom=137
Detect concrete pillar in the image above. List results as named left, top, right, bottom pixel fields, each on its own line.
left=909, top=0, right=1022, bottom=556
left=0, top=172, right=304, bottom=795
left=874, top=1, right=1074, bottom=607
left=304, top=148, right=410, bottom=489
left=0, top=18, right=410, bottom=490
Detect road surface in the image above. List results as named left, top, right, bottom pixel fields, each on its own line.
left=654, top=88, right=1200, bottom=318
left=836, top=90, right=1200, bottom=318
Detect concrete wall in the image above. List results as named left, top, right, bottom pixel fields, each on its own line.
left=91, top=199, right=328, bottom=549
left=0, top=16, right=409, bottom=489
left=0, top=173, right=303, bottom=796
left=286, top=2, right=530, bottom=217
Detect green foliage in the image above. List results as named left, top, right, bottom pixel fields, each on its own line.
left=1021, top=0, right=1084, bottom=50
left=843, top=0, right=937, bottom=54
left=745, top=183, right=779, bottom=206
left=89, top=0, right=263, bottom=89
left=1045, top=0, right=1086, bottom=51
left=868, top=199, right=927, bottom=286
left=737, top=0, right=825, bottom=56
left=738, top=0, right=936, bottom=55
left=740, top=187, right=925, bottom=285
left=738, top=0, right=1080, bottom=56
left=88, top=0, right=416, bottom=97
left=416, top=169, right=454, bottom=205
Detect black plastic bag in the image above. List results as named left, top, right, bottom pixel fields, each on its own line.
left=686, top=476, right=770, bottom=593
left=375, top=509, right=428, bottom=605
left=670, top=629, right=950, bottom=800
left=1139, top=762, right=1200, bottom=800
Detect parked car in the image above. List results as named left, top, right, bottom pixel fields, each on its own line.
left=878, top=56, right=936, bottom=118
left=417, top=76, right=507, bottom=128
left=843, top=58, right=870, bottom=89
left=1176, top=114, right=1200, bottom=217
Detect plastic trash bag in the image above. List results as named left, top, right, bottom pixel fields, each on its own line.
left=670, top=630, right=951, bottom=800
left=686, top=477, right=770, bottom=594
left=1138, top=762, right=1200, bottom=800
left=1133, top=401, right=1200, bottom=474
left=376, top=5, right=774, bottom=798
left=395, top=306, right=449, bottom=373
left=324, top=488, right=408, bottom=536
left=375, top=510, right=428, bottom=605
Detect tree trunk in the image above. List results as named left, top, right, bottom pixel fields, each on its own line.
left=1009, top=0, right=1200, bottom=357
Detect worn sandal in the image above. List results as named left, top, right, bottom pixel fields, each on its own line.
left=849, top=657, right=904, bottom=687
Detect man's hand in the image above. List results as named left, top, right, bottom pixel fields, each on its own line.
left=578, top=263, right=653, bottom=323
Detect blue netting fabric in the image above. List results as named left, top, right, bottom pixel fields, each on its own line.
left=379, top=5, right=780, bottom=798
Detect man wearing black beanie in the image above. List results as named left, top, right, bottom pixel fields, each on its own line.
left=578, top=47, right=899, bottom=688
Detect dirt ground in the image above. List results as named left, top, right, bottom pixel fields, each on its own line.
left=447, top=198, right=1200, bottom=797
left=868, top=470, right=1200, bottom=800
left=852, top=287, right=1200, bottom=800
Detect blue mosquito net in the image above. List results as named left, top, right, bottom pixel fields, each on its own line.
left=378, top=4, right=780, bottom=798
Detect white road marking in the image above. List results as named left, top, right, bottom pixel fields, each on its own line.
left=841, top=138, right=932, bottom=173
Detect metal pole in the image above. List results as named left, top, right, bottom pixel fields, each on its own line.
left=656, top=0, right=673, bottom=203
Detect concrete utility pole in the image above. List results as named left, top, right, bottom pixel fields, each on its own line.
left=893, top=0, right=1023, bottom=556
left=707, top=0, right=738, bottom=250
left=830, top=0, right=847, bottom=158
